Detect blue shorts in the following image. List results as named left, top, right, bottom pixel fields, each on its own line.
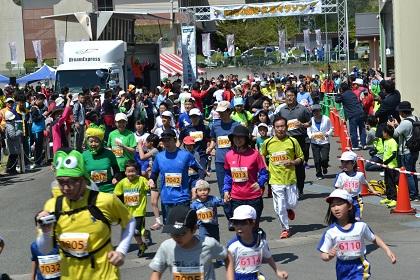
left=134, top=153, right=150, bottom=172
left=336, top=258, right=370, bottom=280
left=352, top=196, right=363, bottom=221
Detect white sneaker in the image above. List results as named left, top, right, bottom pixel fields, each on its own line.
left=380, top=171, right=385, bottom=177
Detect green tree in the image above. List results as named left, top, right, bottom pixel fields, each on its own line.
left=23, top=60, right=37, bottom=73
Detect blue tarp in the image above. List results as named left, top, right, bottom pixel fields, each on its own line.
left=0, top=74, right=9, bottom=84
left=16, top=64, right=56, bottom=84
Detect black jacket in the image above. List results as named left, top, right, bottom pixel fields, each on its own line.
left=335, top=90, right=364, bottom=119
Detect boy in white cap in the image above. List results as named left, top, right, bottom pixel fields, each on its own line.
left=227, top=205, right=288, bottom=280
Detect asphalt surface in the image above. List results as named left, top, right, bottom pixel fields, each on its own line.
left=1, top=139, right=420, bottom=280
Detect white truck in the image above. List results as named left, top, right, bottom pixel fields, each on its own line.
left=55, top=40, right=161, bottom=93
left=55, top=40, right=127, bottom=94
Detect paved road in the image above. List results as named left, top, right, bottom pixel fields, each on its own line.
left=1, top=140, right=420, bottom=279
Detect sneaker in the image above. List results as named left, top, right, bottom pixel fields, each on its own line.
left=362, top=145, right=369, bottom=150
left=386, top=200, right=397, bottom=208
left=137, top=243, right=147, bottom=258
left=379, top=171, right=385, bottom=177
left=287, top=209, right=295, bottom=220
left=143, top=229, right=152, bottom=246
left=380, top=198, right=391, bottom=205
left=280, top=230, right=290, bottom=239
left=352, top=147, right=361, bottom=151
left=304, top=163, right=310, bottom=169
left=317, top=176, right=324, bottom=180
left=228, top=222, right=235, bottom=231
left=322, top=168, right=328, bottom=175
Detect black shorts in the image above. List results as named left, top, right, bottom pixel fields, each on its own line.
left=134, top=216, right=145, bottom=236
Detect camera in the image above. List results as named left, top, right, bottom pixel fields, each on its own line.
left=38, top=214, right=56, bottom=226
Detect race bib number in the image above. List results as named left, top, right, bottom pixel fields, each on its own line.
left=231, top=167, right=248, bottom=183
left=287, top=118, right=300, bottom=130
left=238, top=252, right=262, bottom=270
left=343, top=181, right=360, bottom=193
left=38, top=255, right=61, bottom=279
left=312, top=132, right=326, bottom=141
left=124, top=191, right=140, bottom=206
left=91, top=170, right=108, bottom=183
left=58, top=233, right=89, bottom=257
left=271, top=151, right=289, bottom=166
left=112, top=147, right=124, bottom=157
left=217, top=136, right=231, bottom=148
left=196, top=207, right=214, bottom=223
left=172, top=266, right=204, bottom=280
left=190, top=131, right=204, bottom=142
left=336, top=236, right=362, bottom=258
left=165, top=173, right=182, bottom=187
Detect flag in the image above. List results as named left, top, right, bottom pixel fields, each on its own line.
left=226, top=34, right=235, bottom=57
left=278, top=29, right=286, bottom=54
left=181, top=25, right=197, bottom=85
left=202, top=33, right=211, bottom=57
left=57, top=38, right=65, bottom=65
left=32, top=40, right=43, bottom=66
left=303, top=29, right=310, bottom=51
left=315, top=29, right=322, bottom=48
left=9, top=42, right=17, bottom=65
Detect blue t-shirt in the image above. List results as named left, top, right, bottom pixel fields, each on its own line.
left=296, top=91, right=313, bottom=106
left=178, top=112, right=192, bottom=130
left=190, top=195, right=224, bottom=225
left=30, top=241, right=60, bottom=280
left=151, top=148, right=200, bottom=204
left=210, top=119, right=240, bottom=163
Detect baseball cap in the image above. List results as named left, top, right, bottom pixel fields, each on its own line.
left=162, top=206, right=197, bottom=235
left=257, top=123, right=269, bottom=130
left=161, top=111, right=173, bottom=118
left=216, top=101, right=231, bottom=112
left=118, top=90, right=126, bottom=97
left=311, top=104, right=321, bottom=111
left=326, top=189, right=353, bottom=204
left=5, top=97, right=14, bottom=103
left=183, top=136, right=196, bottom=145
left=115, top=113, right=128, bottom=122
left=195, top=179, right=210, bottom=190
left=353, top=78, right=364, bottom=85
left=183, top=85, right=189, bottom=89
left=189, top=108, right=202, bottom=116
left=233, top=97, right=244, bottom=106
left=55, top=97, right=65, bottom=107
left=230, top=205, right=256, bottom=220
left=160, top=129, right=176, bottom=140
left=340, top=151, right=357, bottom=161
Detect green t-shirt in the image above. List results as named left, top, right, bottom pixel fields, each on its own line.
left=230, top=110, right=253, bottom=126
left=107, top=129, right=137, bottom=171
left=383, top=138, right=398, bottom=168
left=260, top=136, right=304, bottom=185
left=83, top=148, right=119, bottom=193
left=114, top=176, right=149, bottom=217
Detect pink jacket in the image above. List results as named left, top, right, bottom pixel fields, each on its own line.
left=52, top=106, right=71, bottom=153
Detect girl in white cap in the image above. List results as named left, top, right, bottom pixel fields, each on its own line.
left=318, top=189, right=396, bottom=280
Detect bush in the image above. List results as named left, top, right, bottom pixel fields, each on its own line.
left=23, top=59, right=37, bottom=73
left=43, top=58, right=55, bottom=67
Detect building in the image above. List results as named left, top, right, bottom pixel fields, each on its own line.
left=379, top=0, right=420, bottom=106
left=355, top=13, right=380, bottom=69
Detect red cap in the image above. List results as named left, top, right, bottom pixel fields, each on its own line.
left=183, top=136, right=195, bottom=145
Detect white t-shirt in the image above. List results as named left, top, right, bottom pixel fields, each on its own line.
left=213, top=89, right=224, bottom=102
left=318, top=222, right=375, bottom=261
left=178, top=91, right=192, bottom=113
left=334, top=171, right=368, bottom=197
left=135, top=132, right=150, bottom=144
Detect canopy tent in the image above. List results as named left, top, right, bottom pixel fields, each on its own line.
left=0, top=74, right=9, bottom=84
left=17, top=64, right=56, bottom=84
left=160, top=53, right=205, bottom=77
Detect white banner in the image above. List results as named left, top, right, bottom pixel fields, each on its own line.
left=57, top=38, right=65, bottom=65
left=210, top=0, right=321, bottom=21
left=32, top=40, right=43, bottom=66
left=226, top=34, right=235, bottom=57
left=202, top=33, right=211, bottom=57
left=303, top=29, right=310, bottom=51
left=9, top=42, right=17, bottom=65
left=315, top=29, right=322, bottom=48
left=278, top=29, right=286, bottom=54
left=181, top=25, right=197, bottom=85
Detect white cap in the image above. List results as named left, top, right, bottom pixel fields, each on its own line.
left=5, top=111, right=15, bottom=121
left=353, top=78, right=364, bottom=85
left=326, top=189, right=353, bottom=204
left=157, top=86, right=164, bottom=93
left=189, top=108, right=202, bottom=116
left=161, top=111, right=173, bottom=118
left=5, top=97, right=14, bottom=103
left=216, top=101, right=231, bottom=112
left=230, top=205, right=256, bottom=220
left=183, top=85, right=189, bottom=89
left=55, top=97, right=64, bottom=107
left=257, top=123, right=269, bottom=129
left=168, top=91, right=175, bottom=97
left=255, top=77, right=261, bottom=82
left=260, top=81, right=267, bottom=87
left=340, top=151, right=357, bottom=161
left=115, top=112, right=128, bottom=122
left=118, top=90, right=126, bottom=97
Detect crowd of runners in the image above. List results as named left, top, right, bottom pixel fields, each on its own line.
left=0, top=66, right=414, bottom=279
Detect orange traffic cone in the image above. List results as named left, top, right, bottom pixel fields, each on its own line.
left=391, top=167, right=416, bottom=214
left=357, top=157, right=372, bottom=196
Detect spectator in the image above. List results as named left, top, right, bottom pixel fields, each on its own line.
left=72, top=92, right=87, bottom=151
left=374, top=80, right=401, bottom=137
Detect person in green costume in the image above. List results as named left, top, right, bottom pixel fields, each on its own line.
left=83, top=124, right=121, bottom=193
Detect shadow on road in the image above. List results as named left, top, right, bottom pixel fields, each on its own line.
left=290, top=223, right=326, bottom=233
left=272, top=252, right=299, bottom=264
left=0, top=175, right=34, bottom=186
left=260, top=216, right=276, bottom=223
left=300, top=192, right=329, bottom=200
left=365, top=243, right=379, bottom=256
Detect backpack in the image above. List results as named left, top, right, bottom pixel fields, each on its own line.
left=405, top=116, right=420, bottom=152
left=53, top=190, right=111, bottom=268
left=368, top=180, right=386, bottom=195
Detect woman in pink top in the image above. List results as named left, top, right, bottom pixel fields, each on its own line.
left=223, top=125, right=268, bottom=226
left=51, top=94, right=72, bottom=153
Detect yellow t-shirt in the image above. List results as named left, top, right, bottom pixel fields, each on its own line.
left=260, top=136, right=304, bottom=185
left=113, top=176, right=149, bottom=217
left=43, top=190, right=131, bottom=280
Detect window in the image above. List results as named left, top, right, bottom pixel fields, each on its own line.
left=98, top=0, right=113, bottom=11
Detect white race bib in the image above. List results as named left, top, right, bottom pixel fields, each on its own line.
left=217, top=136, right=231, bottom=148
left=336, top=236, right=362, bottom=258
left=312, top=132, right=326, bottom=141
left=231, top=167, right=248, bottom=183
left=172, top=266, right=204, bottom=280
left=124, top=191, right=140, bottom=206
left=190, top=131, right=204, bottom=142
left=196, top=207, right=214, bottom=223
left=90, top=170, right=108, bottom=183
left=287, top=118, right=300, bottom=130
left=38, top=254, right=61, bottom=279
left=58, top=233, right=89, bottom=257
left=271, top=151, right=289, bottom=166
left=165, top=173, right=182, bottom=187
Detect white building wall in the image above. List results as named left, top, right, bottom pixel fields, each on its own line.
left=393, top=0, right=420, bottom=107
left=0, top=0, right=25, bottom=72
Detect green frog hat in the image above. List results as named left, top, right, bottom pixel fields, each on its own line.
left=54, top=149, right=89, bottom=180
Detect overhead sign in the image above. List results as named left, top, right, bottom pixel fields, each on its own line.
left=210, top=0, right=321, bottom=21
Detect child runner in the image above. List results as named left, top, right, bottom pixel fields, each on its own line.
left=31, top=212, right=60, bottom=280
left=190, top=180, right=224, bottom=242
left=183, top=136, right=204, bottom=192
left=114, top=160, right=149, bottom=257
left=379, top=125, right=399, bottom=208
left=318, top=189, right=396, bottom=280
left=149, top=205, right=234, bottom=280
left=255, top=123, right=270, bottom=152
left=335, top=151, right=380, bottom=221
left=227, top=205, right=288, bottom=280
